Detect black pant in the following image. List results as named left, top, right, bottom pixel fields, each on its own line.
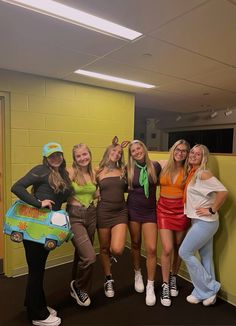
left=23, top=240, right=50, bottom=321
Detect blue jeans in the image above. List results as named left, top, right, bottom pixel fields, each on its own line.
left=179, top=218, right=220, bottom=300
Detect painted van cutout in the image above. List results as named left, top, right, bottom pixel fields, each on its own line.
left=4, top=200, right=73, bottom=250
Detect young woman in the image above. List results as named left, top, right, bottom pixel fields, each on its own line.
left=66, top=144, right=97, bottom=307
left=127, top=140, right=161, bottom=306
left=157, top=139, right=190, bottom=307
left=96, top=138, right=128, bottom=298
left=11, top=142, right=72, bottom=326
left=179, top=144, right=228, bottom=306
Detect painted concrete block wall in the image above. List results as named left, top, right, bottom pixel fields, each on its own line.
left=149, top=151, right=236, bottom=306
left=1, top=69, right=134, bottom=276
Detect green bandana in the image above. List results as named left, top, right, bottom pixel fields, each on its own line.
left=136, top=162, right=149, bottom=198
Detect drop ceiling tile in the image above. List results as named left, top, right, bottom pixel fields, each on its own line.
left=151, top=0, right=236, bottom=66
left=107, top=36, right=223, bottom=79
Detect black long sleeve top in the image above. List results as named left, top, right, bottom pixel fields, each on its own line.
left=11, top=164, right=71, bottom=211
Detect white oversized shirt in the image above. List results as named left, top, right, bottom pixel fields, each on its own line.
left=184, top=171, right=227, bottom=222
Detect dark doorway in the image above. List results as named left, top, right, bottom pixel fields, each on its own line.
left=169, top=128, right=233, bottom=153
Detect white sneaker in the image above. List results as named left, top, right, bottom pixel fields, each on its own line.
left=145, top=285, right=156, bottom=306
left=186, top=294, right=201, bottom=304
left=47, top=307, right=57, bottom=317
left=32, top=314, right=61, bottom=326
left=203, top=294, right=217, bottom=306
left=134, top=271, right=144, bottom=293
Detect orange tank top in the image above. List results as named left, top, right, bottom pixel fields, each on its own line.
left=160, top=168, right=184, bottom=197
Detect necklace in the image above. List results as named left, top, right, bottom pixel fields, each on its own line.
left=106, top=162, right=117, bottom=172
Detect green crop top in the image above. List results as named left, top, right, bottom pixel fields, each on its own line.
left=72, top=181, right=96, bottom=208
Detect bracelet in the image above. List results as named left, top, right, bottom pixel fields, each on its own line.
left=208, top=207, right=216, bottom=214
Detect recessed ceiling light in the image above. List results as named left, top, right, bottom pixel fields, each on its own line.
left=143, top=53, right=152, bottom=57
left=3, top=0, right=142, bottom=40
left=176, top=115, right=182, bottom=122
left=224, top=108, right=232, bottom=117
left=210, top=111, right=218, bottom=118
left=75, top=69, right=156, bottom=89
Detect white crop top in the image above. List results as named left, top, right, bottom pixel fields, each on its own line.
left=184, top=171, right=227, bottom=222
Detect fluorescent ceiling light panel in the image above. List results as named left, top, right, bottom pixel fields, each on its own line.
left=75, top=69, right=155, bottom=89
left=3, top=0, right=142, bottom=40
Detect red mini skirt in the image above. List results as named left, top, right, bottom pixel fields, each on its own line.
left=157, top=196, right=190, bottom=231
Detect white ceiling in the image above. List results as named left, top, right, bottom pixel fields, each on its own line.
left=0, top=0, right=236, bottom=113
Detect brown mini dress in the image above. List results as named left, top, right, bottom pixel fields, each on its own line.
left=97, top=176, right=128, bottom=228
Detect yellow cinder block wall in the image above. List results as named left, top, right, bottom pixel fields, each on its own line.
left=1, top=69, right=134, bottom=277
left=149, top=151, right=236, bottom=306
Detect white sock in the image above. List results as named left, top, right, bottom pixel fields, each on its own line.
left=134, top=269, right=142, bottom=275
left=147, top=280, right=154, bottom=288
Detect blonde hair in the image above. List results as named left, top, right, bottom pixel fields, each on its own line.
left=43, top=156, right=71, bottom=193
left=189, top=144, right=210, bottom=183
left=161, top=139, right=190, bottom=184
left=71, top=143, right=96, bottom=185
left=127, top=140, right=157, bottom=189
left=96, top=144, right=125, bottom=179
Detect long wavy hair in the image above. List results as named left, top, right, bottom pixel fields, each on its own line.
left=42, top=156, right=71, bottom=193
left=71, top=143, right=96, bottom=185
left=188, top=144, right=210, bottom=183
left=161, top=139, right=190, bottom=185
left=96, top=143, right=125, bottom=179
left=127, top=140, right=157, bottom=190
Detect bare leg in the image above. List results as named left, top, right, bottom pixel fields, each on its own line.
left=142, top=223, right=157, bottom=306
left=142, top=223, right=157, bottom=281
left=97, top=228, right=111, bottom=276
left=129, top=221, right=142, bottom=271
left=110, top=223, right=127, bottom=257
left=159, top=229, right=174, bottom=283
left=172, top=230, right=187, bottom=275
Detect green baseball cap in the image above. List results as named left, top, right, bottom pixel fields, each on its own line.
left=42, top=142, right=63, bottom=157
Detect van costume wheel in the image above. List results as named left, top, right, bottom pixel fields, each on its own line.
left=10, top=231, right=23, bottom=243
left=44, top=239, right=57, bottom=251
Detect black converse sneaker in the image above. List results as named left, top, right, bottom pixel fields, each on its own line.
left=104, top=279, right=115, bottom=298
left=170, top=273, right=179, bottom=297
left=70, top=280, right=91, bottom=306
left=160, top=282, right=171, bottom=307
